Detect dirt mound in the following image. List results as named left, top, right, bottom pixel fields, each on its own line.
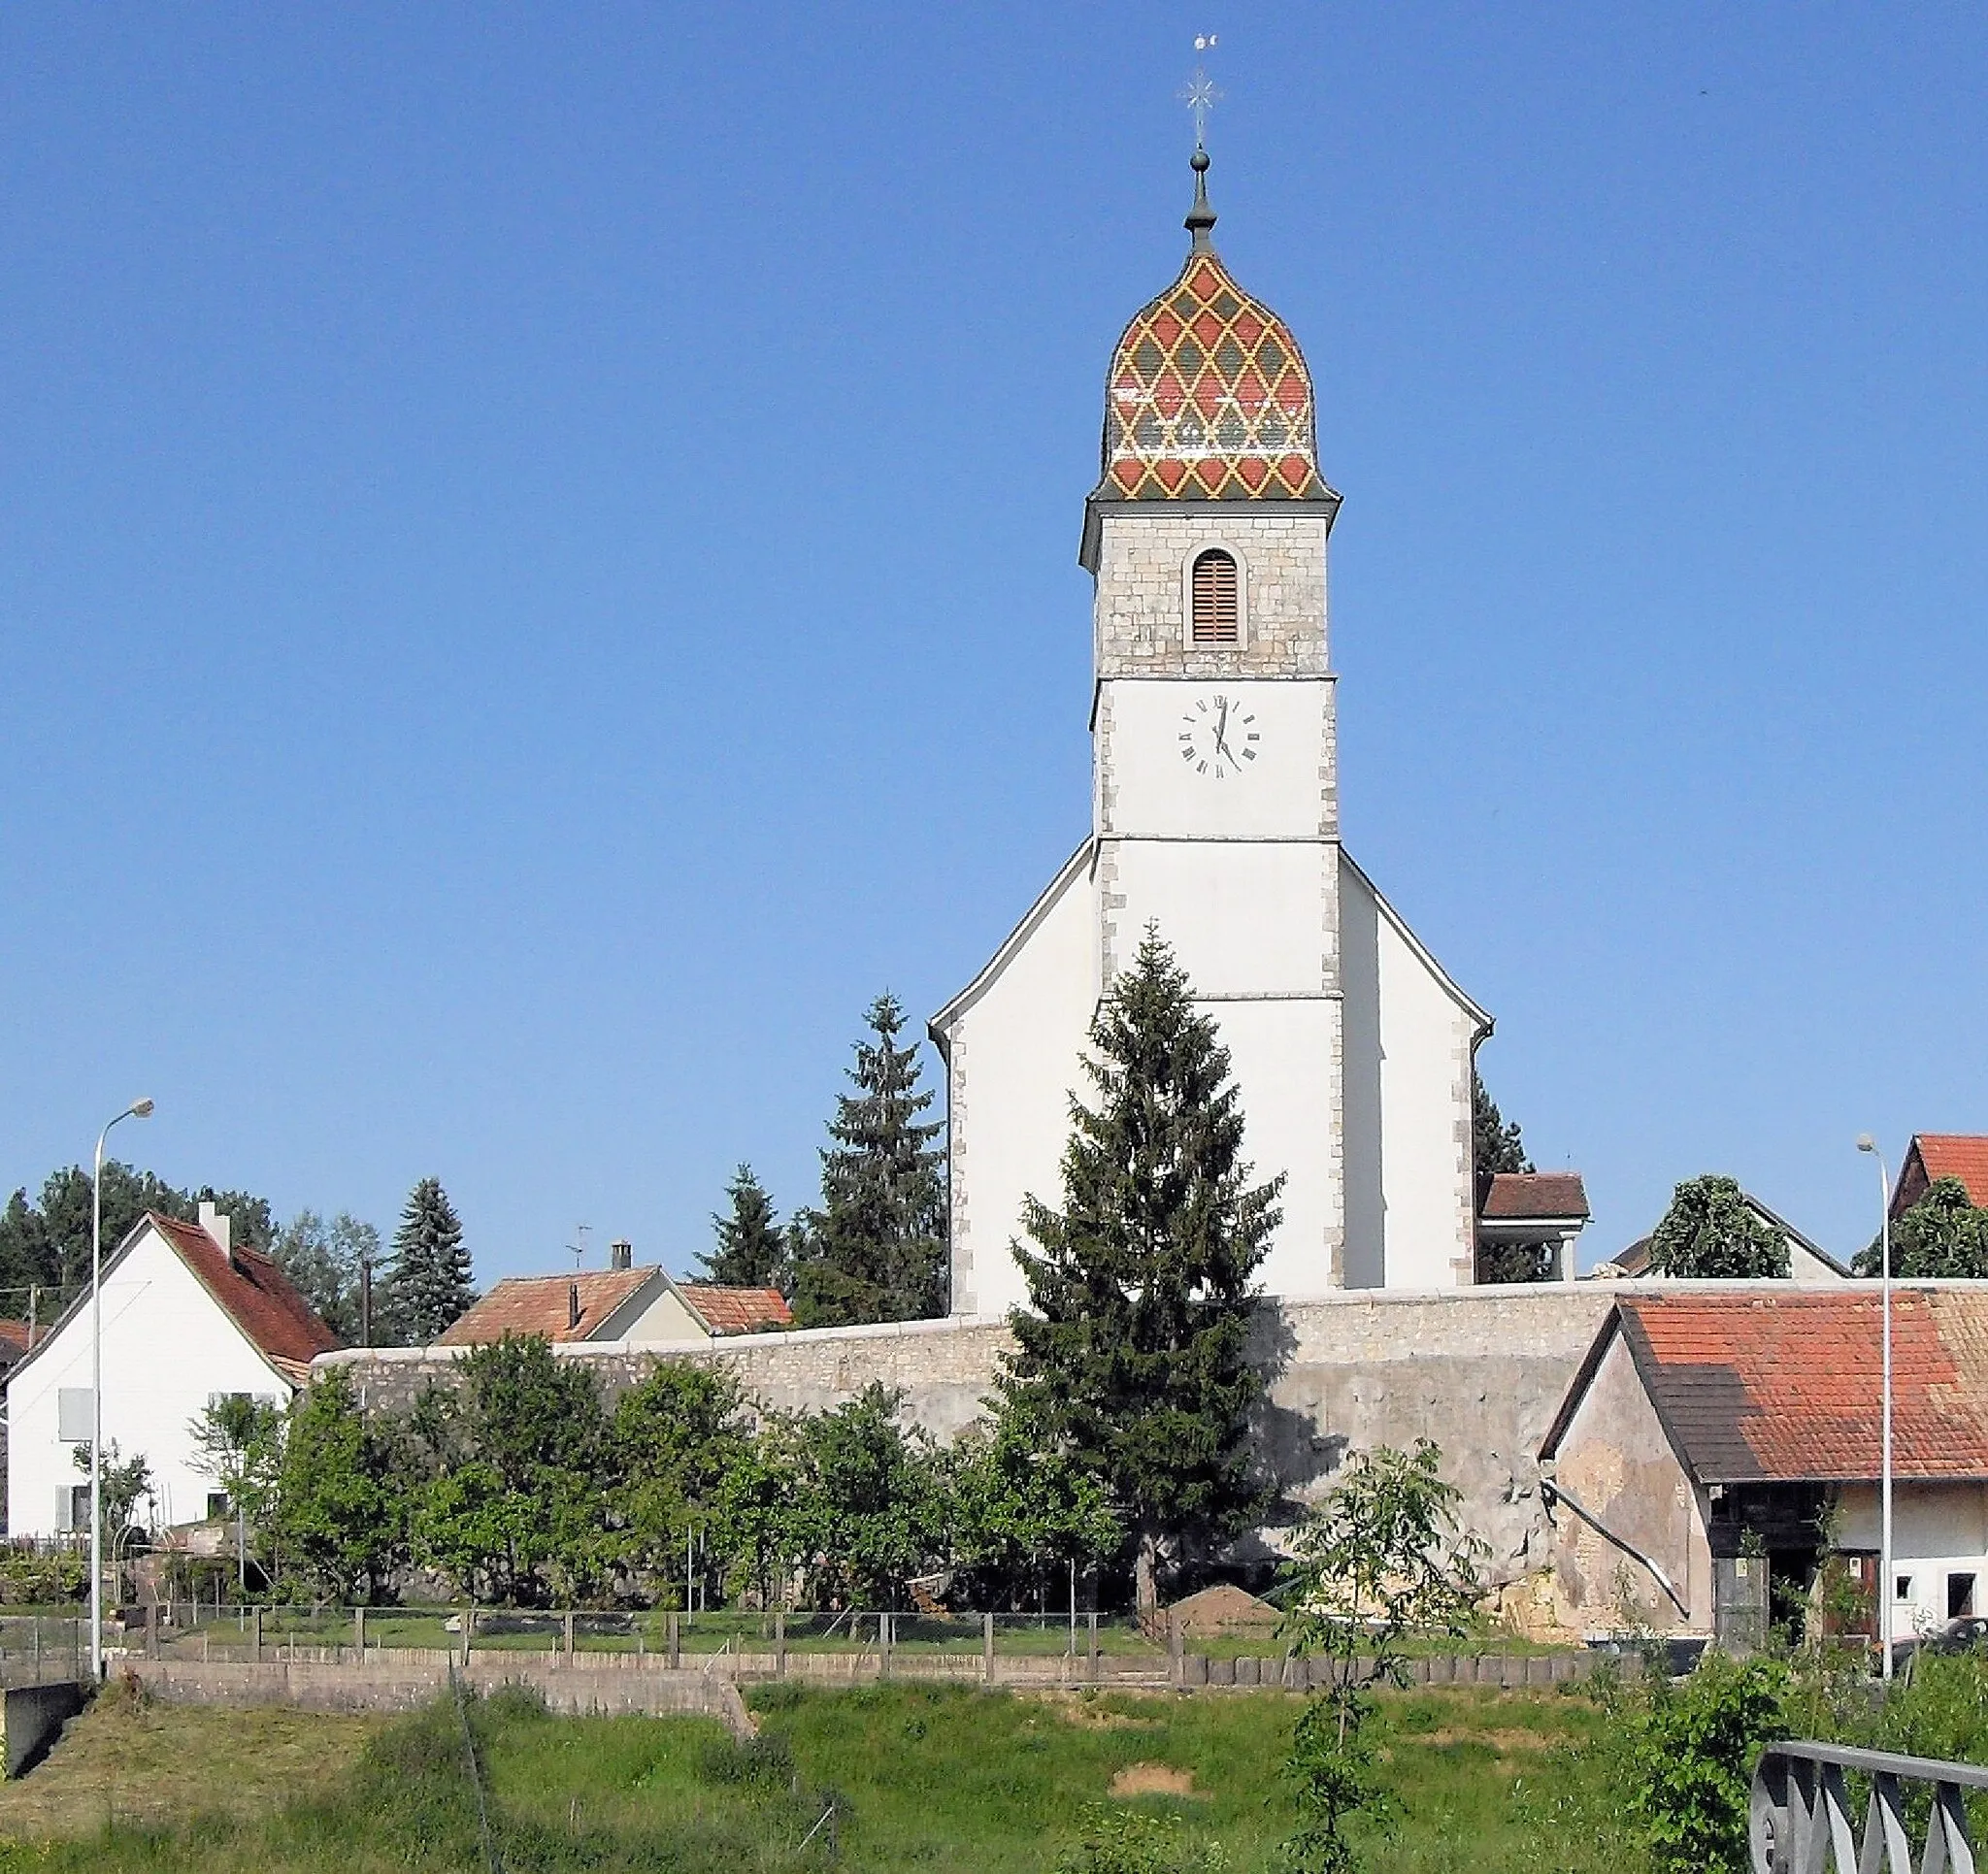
left=1110, top=1762, right=1203, bottom=1798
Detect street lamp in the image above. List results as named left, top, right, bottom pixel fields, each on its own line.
left=90, top=1098, right=153, bottom=1682
left=1857, top=1134, right=1894, bottom=1682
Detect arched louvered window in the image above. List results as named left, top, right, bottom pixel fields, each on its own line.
left=1191, top=549, right=1240, bottom=644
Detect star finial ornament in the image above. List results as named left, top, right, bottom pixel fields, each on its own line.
left=1179, top=35, right=1222, bottom=151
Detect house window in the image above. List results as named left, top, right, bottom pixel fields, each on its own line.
left=1191, top=549, right=1239, bottom=644
left=1896, top=1573, right=1915, bottom=1603
left=1949, top=1572, right=1977, bottom=1618
left=207, top=1493, right=232, bottom=1523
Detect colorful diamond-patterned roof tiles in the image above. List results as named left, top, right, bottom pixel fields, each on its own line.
left=1101, top=249, right=1327, bottom=502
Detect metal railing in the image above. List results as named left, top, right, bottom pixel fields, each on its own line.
left=1751, top=1739, right=1988, bottom=1873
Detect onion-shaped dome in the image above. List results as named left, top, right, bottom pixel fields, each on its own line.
left=1099, top=151, right=1327, bottom=503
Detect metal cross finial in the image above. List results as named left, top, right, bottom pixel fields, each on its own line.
left=1180, top=36, right=1221, bottom=150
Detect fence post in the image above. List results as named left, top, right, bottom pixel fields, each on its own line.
left=353, top=1607, right=365, bottom=1660
left=983, top=1612, right=995, bottom=1685
left=1169, top=1608, right=1183, bottom=1688
left=1088, top=1611, right=1099, bottom=1684
left=462, top=1604, right=474, bottom=1668
left=776, top=1609, right=786, bottom=1680
left=668, top=1611, right=680, bottom=1669
left=251, top=1607, right=262, bottom=1663
left=563, top=1610, right=574, bottom=1661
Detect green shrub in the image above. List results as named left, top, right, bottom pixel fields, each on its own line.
left=0, top=1546, right=86, bottom=1603
left=695, top=1729, right=796, bottom=1790
left=1054, top=1805, right=1228, bottom=1874
left=1635, top=1650, right=1788, bottom=1872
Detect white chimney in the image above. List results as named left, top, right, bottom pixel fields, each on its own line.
left=198, top=1200, right=233, bottom=1265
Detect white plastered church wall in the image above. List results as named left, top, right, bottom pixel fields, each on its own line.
left=1339, top=855, right=1487, bottom=1290
left=933, top=844, right=1099, bottom=1320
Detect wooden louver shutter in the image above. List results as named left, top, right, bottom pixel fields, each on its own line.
left=1191, top=550, right=1239, bottom=643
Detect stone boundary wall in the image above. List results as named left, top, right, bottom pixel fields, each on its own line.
left=319, top=1286, right=1648, bottom=1587
left=124, top=1656, right=752, bottom=1735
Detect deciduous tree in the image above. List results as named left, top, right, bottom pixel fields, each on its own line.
left=187, top=1392, right=286, bottom=1588
left=1648, top=1174, right=1790, bottom=1279
left=276, top=1367, right=407, bottom=1602
left=1000, top=927, right=1282, bottom=1617
left=1279, top=1441, right=1485, bottom=1873
left=272, top=1209, right=381, bottom=1341
left=1854, top=1176, right=1988, bottom=1279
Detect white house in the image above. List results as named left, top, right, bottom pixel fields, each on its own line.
left=931, top=153, right=1489, bottom=1318
left=5, top=1204, right=340, bottom=1537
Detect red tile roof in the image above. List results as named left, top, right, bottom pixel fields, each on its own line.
left=437, top=1268, right=659, bottom=1346
left=679, top=1284, right=793, bottom=1335
left=1480, top=1171, right=1590, bottom=1222
left=0, top=1320, right=32, bottom=1357
left=1903, top=1135, right=1988, bottom=1212
left=1551, top=1290, right=1988, bottom=1483
left=149, top=1213, right=342, bottom=1371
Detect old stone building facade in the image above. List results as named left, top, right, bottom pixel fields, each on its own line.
left=930, top=155, right=1488, bottom=1318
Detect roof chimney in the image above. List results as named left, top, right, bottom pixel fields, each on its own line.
left=609, top=1238, right=633, bottom=1272
left=198, top=1200, right=233, bottom=1266
left=568, top=1280, right=581, bottom=1332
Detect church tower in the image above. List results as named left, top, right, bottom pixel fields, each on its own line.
left=932, top=154, right=1490, bottom=1318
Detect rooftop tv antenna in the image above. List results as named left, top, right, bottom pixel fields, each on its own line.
left=567, top=1222, right=592, bottom=1269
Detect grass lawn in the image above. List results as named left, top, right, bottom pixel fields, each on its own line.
left=0, top=1680, right=1642, bottom=1872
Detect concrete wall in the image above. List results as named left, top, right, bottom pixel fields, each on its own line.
left=322, top=1285, right=1620, bottom=1584
left=3, top=1681, right=84, bottom=1778
left=1543, top=1329, right=1711, bottom=1637
left=8, top=1222, right=293, bottom=1537
left=125, top=1657, right=751, bottom=1734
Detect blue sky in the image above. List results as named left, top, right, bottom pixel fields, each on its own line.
left=3, top=4, right=1983, bottom=1283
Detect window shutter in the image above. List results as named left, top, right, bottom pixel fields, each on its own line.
left=53, top=1487, right=71, bottom=1532
left=1191, top=550, right=1239, bottom=643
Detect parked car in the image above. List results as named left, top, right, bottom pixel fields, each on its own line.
left=1892, top=1616, right=1988, bottom=1675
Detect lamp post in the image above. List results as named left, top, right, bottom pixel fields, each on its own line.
left=1857, top=1134, right=1894, bottom=1681
left=90, top=1098, right=153, bottom=1682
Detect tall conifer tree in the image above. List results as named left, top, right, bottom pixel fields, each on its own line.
left=702, top=1164, right=789, bottom=1290
left=998, top=927, right=1282, bottom=1615
left=380, top=1177, right=476, bottom=1343
left=791, top=993, right=947, bottom=1327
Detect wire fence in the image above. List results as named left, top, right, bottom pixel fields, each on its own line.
left=114, top=1602, right=1177, bottom=1682
left=0, top=1616, right=86, bottom=1688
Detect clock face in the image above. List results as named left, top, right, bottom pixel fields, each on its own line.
left=1177, top=692, right=1261, bottom=779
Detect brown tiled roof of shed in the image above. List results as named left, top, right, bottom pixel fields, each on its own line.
left=1479, top=1171, right=1590, bottom=1222
left=150, top=1213, right=342, bottom=1369
left=1547, top=1290, right=1988, bottom=1484
left=1898, top=1135, right=1988, bottom=1214
left=436, top=1268, right=657, bottom=1346
left=679, top=1284, right=793, bottom=1335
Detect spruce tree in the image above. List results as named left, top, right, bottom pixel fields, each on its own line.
left=1472, top=1071, right=1531, bottom=1180
left=701, top=1164, right=789, bottom=1289
left=998, top=927, right=1282, bottom=1616
left=790, top=992, right=947, bottom=1327
left=380, top=1177, right=476, bottom=1343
